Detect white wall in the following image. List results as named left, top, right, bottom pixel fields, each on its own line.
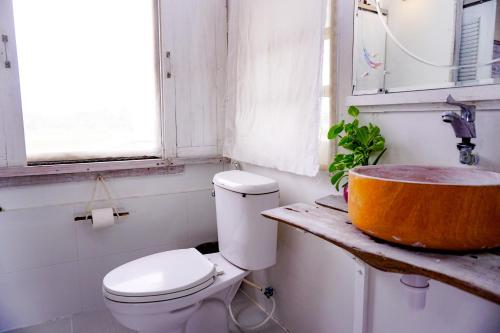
left=0, top=164, right=222, bottom=332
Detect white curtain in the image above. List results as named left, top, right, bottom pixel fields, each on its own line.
left=224, top=0, right=327, bottom=177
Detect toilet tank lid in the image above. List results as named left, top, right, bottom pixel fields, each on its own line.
left=213, top=171, right=279, bottom=195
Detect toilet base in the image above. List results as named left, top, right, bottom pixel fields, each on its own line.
left=107, top=280, right=244, bottom=333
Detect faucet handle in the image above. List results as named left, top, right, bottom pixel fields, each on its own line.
left=446, top=95, right=476, bottom=122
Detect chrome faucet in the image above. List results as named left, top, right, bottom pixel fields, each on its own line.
left=442, top=95, right=478, bottom=165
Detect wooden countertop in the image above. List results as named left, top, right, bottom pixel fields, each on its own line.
left=261, top=195, right=500, bottom=304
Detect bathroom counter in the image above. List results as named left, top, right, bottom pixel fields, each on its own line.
left=261, top=196, right=500, bottom=305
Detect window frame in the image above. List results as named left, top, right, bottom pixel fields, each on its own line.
left=337, top=0, right=500, bottom=115
left=319, top=0, right=337, bottom=170
left=0, top=0, right=225, bottom=179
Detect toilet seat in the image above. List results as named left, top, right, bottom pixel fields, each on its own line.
left=103, top=248, right=217, bottom=303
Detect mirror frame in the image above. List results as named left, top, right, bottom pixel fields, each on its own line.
left=337, top=0, right=500, bottom=113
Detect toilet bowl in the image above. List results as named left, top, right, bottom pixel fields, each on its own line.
left=103, top=171, right=279, bottom=333
left=104, top=251, right=248, bottom=333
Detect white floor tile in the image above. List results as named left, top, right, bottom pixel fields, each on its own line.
left=3, top=290, right=285, bottom=333
left=5, top=318, right=71, bottom=333
left=72, top=310, right=134, bottom=333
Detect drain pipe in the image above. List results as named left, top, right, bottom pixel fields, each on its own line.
left=400, top=275, right=430, bottom=310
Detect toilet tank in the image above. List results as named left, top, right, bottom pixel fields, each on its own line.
left=213, top=171, right=279, bottom=271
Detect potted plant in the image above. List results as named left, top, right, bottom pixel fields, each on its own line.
left=328, top=106, right=387, bottom=202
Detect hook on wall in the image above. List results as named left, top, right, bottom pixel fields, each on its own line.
left=2, top=34, right=11, bottom=69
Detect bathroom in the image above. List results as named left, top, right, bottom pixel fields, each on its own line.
left=0, top=0, right=499, bottom=332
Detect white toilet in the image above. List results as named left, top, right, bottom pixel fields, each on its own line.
left=102, top=170, right=279, bottom=333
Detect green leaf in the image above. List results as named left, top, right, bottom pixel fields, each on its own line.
left=335, top=174, right=349, bottom=191
left=357, top=126, right=370, bottom=146
left=347, top=106, right=360, bottom=118
left=342, top=143, right=356, bottom=151
left=370, top=138, right=385, bottom=152
left=338, top=136, right=351, bottom=146
left=327, top=120, right=345, bottom=140
left=371, top=148, right=387, bottom=165
left=331, top=171, right=346, bottom=189
left=329, top=108, right=387, bottom=190
left=370, top=126, right=380, bottom=137
left=334, top=154, right=345, bottom=162
left=344, top=119, right=359, bottom=134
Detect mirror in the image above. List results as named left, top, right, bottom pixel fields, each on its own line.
left=353, top=0, right=500, bottom=94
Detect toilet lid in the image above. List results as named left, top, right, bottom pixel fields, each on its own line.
left=103, top=248, right=216, bottom=301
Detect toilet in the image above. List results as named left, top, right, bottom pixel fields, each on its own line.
left=102, top=170, right=279, bottom=333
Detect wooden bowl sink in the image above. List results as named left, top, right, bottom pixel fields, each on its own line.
left=348, top=165, right=500, bottom=251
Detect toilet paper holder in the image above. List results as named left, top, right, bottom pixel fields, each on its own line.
left=74, top=175, right=129, bottom=223
left=74, top=211, right=129, bottom=222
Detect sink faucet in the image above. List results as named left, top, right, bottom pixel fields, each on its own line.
left=442, top=95, right=479, bottom=165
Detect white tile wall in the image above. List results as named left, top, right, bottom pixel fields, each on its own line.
left=0, top=164, right=222, bottom=332
left=0, top=263, right=81, bottom=331
left=186, top=190, right=218, bottom=247
left=75, top=193, right=189, bottom=259
left=245, top=224, right=356, bottom=333
left=0, top=164, right=222, bottom=210
left=0, top=206, right=77, bottom=274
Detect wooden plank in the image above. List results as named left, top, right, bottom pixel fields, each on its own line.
left=316, top=195, right=348, bottom=212
left=0, top=165, right=185, bottom=188
left=262, top=203, right=500, bottom=304
left=0, top=159, right=169, bottom=177
left=0, top=156, right=228, bottom=187
left=0, top=156, right=227, bottom=178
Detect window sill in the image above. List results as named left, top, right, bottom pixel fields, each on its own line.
left=0, top=156, right=228, bottom=188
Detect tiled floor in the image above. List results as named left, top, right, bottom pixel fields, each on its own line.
left=6, top=291, right=286, bottom=333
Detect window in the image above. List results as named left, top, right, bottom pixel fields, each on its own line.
left=13, top=0, right=161, bottom=162
left=319, top=0, right=335, bottom=168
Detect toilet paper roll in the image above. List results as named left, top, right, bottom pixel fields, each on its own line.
left=91, top=208, right=115, bottom=229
